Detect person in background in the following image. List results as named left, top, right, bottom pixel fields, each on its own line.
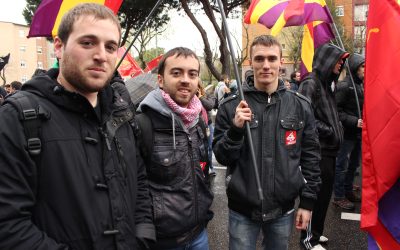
left=0, top=4, right=155, bottom=249
left=198, top=80, right=217, bottom=176
left=0, top=86, right=7, bottom=104
left=4, top=83, right=11, bottom=94
left=10, top=81, right=22, bottom=93
left=214, top=74, right=231, bottom=104
left=298, top=43, right=349, bottom=250
left=290, top=71, right=301, bottom=91
left=333, top=54, right=365, bottom=210
left=213, top=35, right=321, bottom=250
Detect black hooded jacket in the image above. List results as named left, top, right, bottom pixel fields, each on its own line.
left=336, top=54, right=365, bottom=140
left=0, top=69, right=154, bottom=249
left=213, top=75, right=321, bottom=221
left=299, top=43, right=347, bottom=156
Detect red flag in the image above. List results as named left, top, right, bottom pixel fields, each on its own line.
left=117, top=47, right=143, bottom=78
left=144, top=54, right=163, bottom=73
left=362, top=0, right=400, bottom=248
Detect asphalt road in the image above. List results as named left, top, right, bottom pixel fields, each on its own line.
left=207, top=157, right=367, bottom=250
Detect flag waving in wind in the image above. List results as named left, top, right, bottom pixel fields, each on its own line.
left=362, top=0, right=400, bottom=249
left=244, top=0, right=333, bottom=36
left=28, top=0, right=123, bottom=38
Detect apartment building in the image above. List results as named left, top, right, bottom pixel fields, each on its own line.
left=0, top=21, right=54, bottom=84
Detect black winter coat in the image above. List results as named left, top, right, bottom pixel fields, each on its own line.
left=213, top=77, right=321, bottom=222
left=0, top=69, right=154, bottom=250
left=336, top=54, right=365, bottom=140
left=299, top=43, right=347, bottom=156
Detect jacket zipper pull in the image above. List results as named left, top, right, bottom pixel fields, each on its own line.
left=268, top=95, right=271, bottom=104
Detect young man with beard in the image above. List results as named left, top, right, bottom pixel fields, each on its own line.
left=136, top=47, right=214, bottom=250
left=299, top=44, right=349, bottom=250
left=0, top=4, right=154, bottom=249
left=213, top=35, right=321, bottom=250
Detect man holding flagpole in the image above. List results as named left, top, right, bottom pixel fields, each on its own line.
left=299, top=43, right=349, bottom=250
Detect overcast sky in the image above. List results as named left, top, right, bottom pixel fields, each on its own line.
left=0, top=0, right=242, bottom=55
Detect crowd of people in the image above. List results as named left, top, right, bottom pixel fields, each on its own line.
left=0, top=3, right=365, bottom=250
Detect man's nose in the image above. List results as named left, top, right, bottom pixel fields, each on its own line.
left=93, top=46, right=107, bottom=62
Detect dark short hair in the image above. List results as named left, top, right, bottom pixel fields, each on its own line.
left=10, top=81, right=22, bottom=90
left=290, top=71, right=297, bottom=80
left=157, top=47, right=200, bottom=76
left=250, top=35, right=282, bottom=59
left=57, top=3, right=121, bottom=45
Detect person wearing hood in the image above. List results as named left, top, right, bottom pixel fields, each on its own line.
left=213, top=35, right=321, bottom=250
left=0, top=4, right=155, bottom=249
left=332, top=54, right=365, bottom=210
left=299, top=43, right=349, bottom=250
left=136, top=47, right=214, bottom=249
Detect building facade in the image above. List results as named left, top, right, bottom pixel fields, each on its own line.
left=0, top=21, right=54, bottom=85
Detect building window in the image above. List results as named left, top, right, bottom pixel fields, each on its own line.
left=19, top=30, right=25, bottom=38
left=354, top=25, right=367, bottom=41
left=21, top=76, right=28, bottom=83
left=336, top=6, right=344, bottom=17
left=37, top=61, right=43, bottom=69
left=37, top=46, right=43, bottom=54
left=20, top=46, right=26, bottom=52
left=354, top=4, right=369, bottom=22
left=20, top=61, right=26, bottom=68
left=281, top=44, right=286, bottom=50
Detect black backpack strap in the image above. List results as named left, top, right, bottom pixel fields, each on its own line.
left=133, top=113, right=153, bottom=165
left=4, top=91, right=50, bottom=156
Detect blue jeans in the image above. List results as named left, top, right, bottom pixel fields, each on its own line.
left=208, top=123, right=214, bottom=170
left=334, top=139, right=361, bottom=199
left=229, top=209, right=294, bottom=250
left=161, top=229, right=209, bottom=250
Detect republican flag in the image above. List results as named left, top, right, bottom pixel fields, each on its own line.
left=362, top=0, right=400, bottom=248
left=244, top=0, right=333, bottom=36
left=300, top=21, right=334, bottom=77
left=144, top=54, right=163, bottom=73
left=28, top=0, right=123, bottom=38
left=117, top=47, right=143, bottom=78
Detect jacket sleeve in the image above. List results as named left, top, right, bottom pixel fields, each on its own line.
left=0, top=104, right=69, bottom=250
left=212, top=101, right=245, bottom=166
left=199, top=94, right=216, bottom=111
left=336, top=81, right=358, bottom=128
left=298, top=102, right=321, bottom=211
left=134, top=138, right=156, bottom=243
left=299, top=78, right=334, bottom=139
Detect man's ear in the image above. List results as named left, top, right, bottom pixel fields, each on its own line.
left=54, top=37, right=63, bottom=60
left=157, top=74, right=164, bottom=89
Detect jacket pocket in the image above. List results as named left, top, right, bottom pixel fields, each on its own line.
left=280, top=117, right=304, bottom=151
left=149, top=146, right=186, bottom=185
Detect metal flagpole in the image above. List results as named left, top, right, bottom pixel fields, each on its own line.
left=216, top=0, right=263, bottom=201
left=330, top=22, right=362, bottom=119
left=115, top=0, right=165, bottom=71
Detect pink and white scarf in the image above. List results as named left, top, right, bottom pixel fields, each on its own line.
left=161, top=90, right=202, bottom=128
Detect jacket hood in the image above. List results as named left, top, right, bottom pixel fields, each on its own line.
left=313, top=43, right=349, bottom=84
left=347, top=53, right=365, bottom=83
left=21, top=68, right=114, bottom=117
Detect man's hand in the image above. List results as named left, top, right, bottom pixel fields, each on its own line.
left=357, top=119, right=363, bottom=128
left=295, top=208, right=312, bottom=230
left=233, top=100, right=252, bottom=128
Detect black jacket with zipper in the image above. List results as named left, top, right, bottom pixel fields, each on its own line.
left=299, top=43, right=348, bottom=156
left=137, top=89, right=214, bottom=248
left=213, top=76, right=321, bottom=222
left=0, top=69, right=154, bottom=250
left=336, top=54, right=365, bottom=141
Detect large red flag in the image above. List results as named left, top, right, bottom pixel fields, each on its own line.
left=117, top=47, right=143, bottom=78
left=362, top=0, right=400, bottom=248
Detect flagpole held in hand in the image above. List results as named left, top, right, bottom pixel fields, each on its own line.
left=216, top=0, right=263, bottom=201
left=115, top=0, right=165, bottom=72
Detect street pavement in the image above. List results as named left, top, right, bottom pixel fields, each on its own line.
left=207, top=156, right=367, bottom=250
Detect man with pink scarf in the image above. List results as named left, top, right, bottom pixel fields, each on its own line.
left=136, top=47, right=214, bottom=250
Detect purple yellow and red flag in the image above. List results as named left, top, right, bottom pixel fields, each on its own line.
left=300, top=20, right=334, bottom=77
left=362, top=0, right=400, bottom=248
left=117, top=47, right=143, bottom=78
left=244, top=0, right=333, bottom=36
left=28, top=0, right=123, bottom=38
